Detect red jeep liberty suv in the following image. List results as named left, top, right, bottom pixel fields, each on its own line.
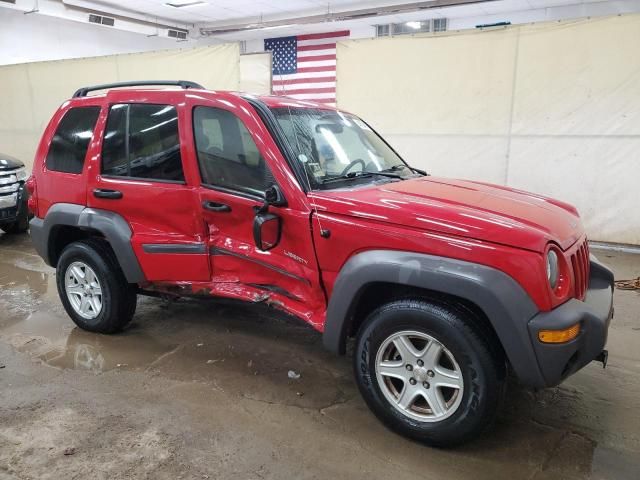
left=27, top=81, right=614, bottom=447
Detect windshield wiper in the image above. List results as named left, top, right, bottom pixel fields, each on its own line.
left=382, top=164, right=428, bottom=176
left=321, top=170, right=403, bottom=185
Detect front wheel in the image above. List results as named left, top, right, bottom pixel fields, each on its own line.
left=353, top=299, right=505, bottom=447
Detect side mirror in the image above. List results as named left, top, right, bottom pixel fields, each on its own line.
left=253, top=213, right=282, bottom=251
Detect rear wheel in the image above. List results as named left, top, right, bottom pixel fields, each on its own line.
left=56, top=238, right=137, bottom=333
left=353, top=299, right=505, bottom=447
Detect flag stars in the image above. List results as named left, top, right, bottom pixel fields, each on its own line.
left=265, top=36, right=298, bottom=75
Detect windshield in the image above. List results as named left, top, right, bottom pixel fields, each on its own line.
left=270, top=107, right=414, bottom=189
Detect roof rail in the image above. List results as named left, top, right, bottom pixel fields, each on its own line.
left=72, top=80, right=204, bottom=98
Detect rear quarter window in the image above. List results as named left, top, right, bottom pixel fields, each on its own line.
left=45, top=106, right=101, bottom=174
left=101, top=103, right=184, bottom=182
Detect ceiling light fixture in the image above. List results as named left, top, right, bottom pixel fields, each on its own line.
left=406, top=21, right=421, bottom=29
left=165, top=0, right=206, bottom=8
left=249, top=23, right=297, bottom=31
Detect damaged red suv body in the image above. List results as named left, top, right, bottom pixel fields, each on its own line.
left=28, top=81, right=614, bottom=447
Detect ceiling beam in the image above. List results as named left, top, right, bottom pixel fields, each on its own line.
left=199, top=0, right=498, bottom=36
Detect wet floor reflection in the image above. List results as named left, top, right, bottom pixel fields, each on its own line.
left=0, top=258, right=55, bottom=321
left=44, top=326, right=179, bottom=373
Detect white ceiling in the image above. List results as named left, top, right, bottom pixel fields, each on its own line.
left=84, top=0, right=610, bottom=26
left=88, top=0, right=400, bottom=24
left=3, top=0, right=629, bottom=45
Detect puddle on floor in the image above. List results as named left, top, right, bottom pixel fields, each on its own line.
left=0, top=234, right=178, bottom=374
left=0, top=260, right=57, bottom=320
left=44, top=328, right=179, bottom=374
left=0, top=232, right=350, bottom=408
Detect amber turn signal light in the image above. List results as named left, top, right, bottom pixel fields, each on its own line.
left=538, top=323, right=581, bottom=344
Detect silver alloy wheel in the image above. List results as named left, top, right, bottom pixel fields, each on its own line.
left=375, top=330, right=464, bottom=422
left=65, top=261, right=103, bottom=320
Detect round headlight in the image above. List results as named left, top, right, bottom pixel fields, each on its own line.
left=547, top=249, right=559, bottom=289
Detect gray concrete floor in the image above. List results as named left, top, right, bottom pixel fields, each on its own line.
left=0, top=232, right=639, bottom=480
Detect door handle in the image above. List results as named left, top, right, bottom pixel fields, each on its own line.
left=93, top=188, right=123, bottom=199
left=202, top=200, right=231, bottom=212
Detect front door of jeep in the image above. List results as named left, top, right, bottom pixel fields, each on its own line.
left=189, top=101, right=325, bottom=328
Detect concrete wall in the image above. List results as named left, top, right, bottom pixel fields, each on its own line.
left=336, top=15, right=640, bottom=245
left=0, top=7, right=213, bottom=66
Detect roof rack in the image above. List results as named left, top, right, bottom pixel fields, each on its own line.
left=72, top=80, right=204, bottom=98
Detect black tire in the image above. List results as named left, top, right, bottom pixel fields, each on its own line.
left=56, top=238, right=137, bottom=333
left=2, top=211, right=29, bottom=234
left=353, top=299, right=505, bottom=448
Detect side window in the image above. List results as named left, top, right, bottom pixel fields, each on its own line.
left=45, top=106, right=101, bottom=174
left=193, top=106, right=273, bottom=196
left=102, top=103, right=184, bottom=182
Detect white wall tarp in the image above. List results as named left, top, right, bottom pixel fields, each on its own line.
left=0, top=44, right=240, bottom=171
left=239, top=53, right=272, bottom=95
left=336, top=15, right=640, bottom=245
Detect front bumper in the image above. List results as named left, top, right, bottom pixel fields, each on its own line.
left=527, top=255, right=614, bottom=387
left=0, top=183, right=27, bottom=225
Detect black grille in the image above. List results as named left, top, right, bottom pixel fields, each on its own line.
left=570, top=240, right=590, bottom=300
left=0, top=168, right=20, bottom=214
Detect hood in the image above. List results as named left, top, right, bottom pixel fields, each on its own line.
left=310, top=176, right=583, bottom=252
left=0, top=154, right=25, bottom=171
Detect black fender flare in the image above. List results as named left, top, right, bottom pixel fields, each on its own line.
left=29, top=203, right=145, bottom=283
left=322, top=250, right=546, bottom=387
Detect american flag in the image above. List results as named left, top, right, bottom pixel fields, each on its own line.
left=264, top=30, right=350, bottom=106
